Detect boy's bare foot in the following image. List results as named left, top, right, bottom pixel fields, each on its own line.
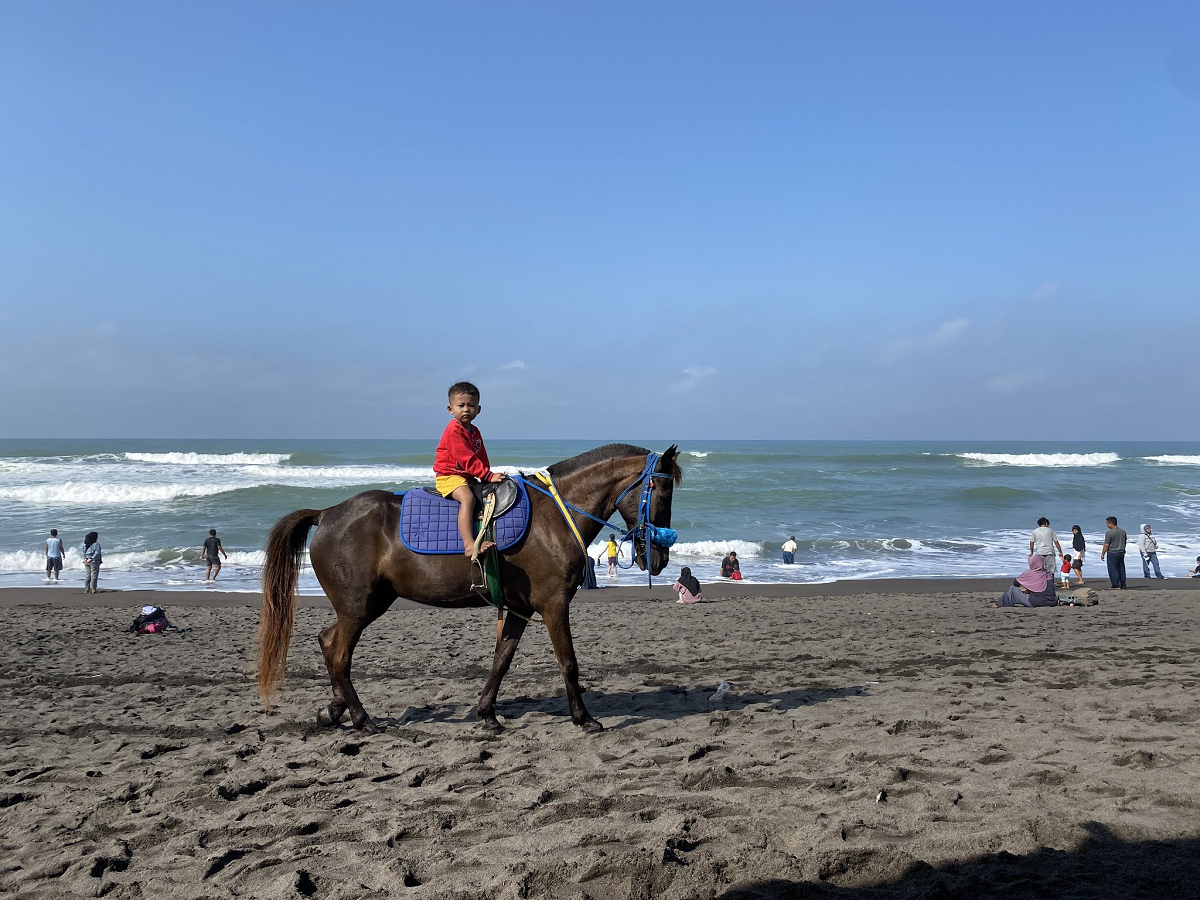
left=465, top=540, right=497, bottom=557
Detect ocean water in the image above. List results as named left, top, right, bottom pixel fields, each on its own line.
left=2, top=439, right=1199, bottom=594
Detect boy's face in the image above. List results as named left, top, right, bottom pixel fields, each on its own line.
left=448, top=392, right=481, bottom=426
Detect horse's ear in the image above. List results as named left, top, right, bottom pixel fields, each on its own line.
left=662, top=445, right=682, bottom=484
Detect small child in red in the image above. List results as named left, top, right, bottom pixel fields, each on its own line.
left=1059, top=554, right=1074, bottom=589
left=434, top=382, right=505, bottom=556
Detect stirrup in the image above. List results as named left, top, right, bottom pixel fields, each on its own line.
left=470, top=555, right=488, bottom=593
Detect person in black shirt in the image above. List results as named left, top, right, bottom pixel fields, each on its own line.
left=202, top=529, right=228, bottom=582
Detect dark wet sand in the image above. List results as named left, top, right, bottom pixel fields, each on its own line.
left=2, top=580, right=1198, bottom=898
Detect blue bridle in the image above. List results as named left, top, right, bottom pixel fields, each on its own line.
left=514, top=452, right=678, bottom=588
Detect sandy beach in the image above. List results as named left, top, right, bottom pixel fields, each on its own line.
left=2, top=579, right=1198, bottom=899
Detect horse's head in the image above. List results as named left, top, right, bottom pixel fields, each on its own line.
left=615, top=445, right=682, bottom=576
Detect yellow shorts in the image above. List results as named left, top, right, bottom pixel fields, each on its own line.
left=435, top=474, right=469, bottom=498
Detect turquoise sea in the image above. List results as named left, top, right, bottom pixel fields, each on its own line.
left=2, top=439, right=1198, bottom=593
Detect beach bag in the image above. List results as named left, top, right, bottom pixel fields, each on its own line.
left=130, top=606, right=170, bottom=634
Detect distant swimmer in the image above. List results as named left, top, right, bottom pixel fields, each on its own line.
left=203, top=529, right=228, bottom=582
left=44, top=529, right=64, bottom=582
left=781, top=535, right=797, bottom=565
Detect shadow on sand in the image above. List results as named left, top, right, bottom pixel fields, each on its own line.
left=390, top=684, right=867, bottom=728
left=719, top=822, right=1198, bottom=900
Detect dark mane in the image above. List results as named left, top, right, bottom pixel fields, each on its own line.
left=547, top=443, right=683, bottom=484
left=547, top=444, right=650, bottom=479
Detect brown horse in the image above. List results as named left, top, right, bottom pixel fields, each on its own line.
left=257, top=444, right=681, bottom=734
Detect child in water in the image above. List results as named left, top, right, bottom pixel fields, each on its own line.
left=434, top=382, right=505, bottom=556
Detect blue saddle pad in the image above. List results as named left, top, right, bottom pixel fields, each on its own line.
left=397, top=481, right=530, bottom=555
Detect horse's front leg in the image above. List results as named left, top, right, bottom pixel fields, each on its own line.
left=541, top=599, right=602, bottom=733
left=477, top=611, right=529, bottom=731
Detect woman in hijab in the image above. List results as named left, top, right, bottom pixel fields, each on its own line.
left=990, top=554, right=1058, bottom=607
left=672, top=566, right=702, bottom=604
left=1070, top=525, right=1086, bottom=584
left=82, top=531, right=102, bottom=594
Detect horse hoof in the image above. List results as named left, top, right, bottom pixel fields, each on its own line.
left=355, top=719, right=381, bottom=735
left=316, top=706, right=345, bottom=727
left=580, top=717, right=605, bottom=734
left=478, top=715, right=504, bottom=733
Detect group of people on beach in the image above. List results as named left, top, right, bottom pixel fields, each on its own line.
left=41, top=528, right=229, bottom=592
left=995, top=515, right=1179, bottom=607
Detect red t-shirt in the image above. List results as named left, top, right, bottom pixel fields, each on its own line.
left=434, top=419, right=492, bottom=482
left=1060, top=560, right=1072, bottom=574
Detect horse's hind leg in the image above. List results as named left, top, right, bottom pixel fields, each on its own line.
left=477, top=612, right=529, bottom=731
left=315, top=621, right=348, bottom=727
left=317, top=613, right=378, bottom=733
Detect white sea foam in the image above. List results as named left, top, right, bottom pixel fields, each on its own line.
left=123, top=452, right=292, bottom=465
left=0, top=548, right=162, bottom=572
left=670, top=540, right=766, bottom=558
left=687, top=451, right=709, bottom=458
left=232, top=464, right=433, bottom=482
left=0, top=482, right=242, bottom=505
left=956, top=452, right=1121, bottom=467
left=1143, top=455, right=1200, bottom=466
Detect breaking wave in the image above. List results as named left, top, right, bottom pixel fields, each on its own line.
left=1143, top=455, right=1200, bottom=466
left=955, top=452, right=1121, bottom=467
left=0, top=482, right=242, bottom=505
left=123, top=452, right=292, bottom=465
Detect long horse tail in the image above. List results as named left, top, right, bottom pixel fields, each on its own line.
left=258, top=508, right=322, bottom=703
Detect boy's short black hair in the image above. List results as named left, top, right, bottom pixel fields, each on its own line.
left=448, top=381, right=480, bottom=402
left=1037, top=517, right=1050, bottom=527
left=50, top=529, right=57, bottom=536
left=1106, top=516, right=1118, bottom=526
left=209, top=529, right=217, bottom=536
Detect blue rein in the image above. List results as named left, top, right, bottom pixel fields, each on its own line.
left=513, top=452, right=677, bottom=588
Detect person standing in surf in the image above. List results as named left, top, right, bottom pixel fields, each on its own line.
left=434, top=382, right=506, bottom=556
left=44, top=529, right=64, bottom=582
left=1028, top=517, right=1062, bottom=579
left=1070, top=525, right=1086, bottom=585
left=781, top=535, right=797, bottom=565
left=82, top=531, right=102, bottom=594
left=202, top=529, right=228, bottom=582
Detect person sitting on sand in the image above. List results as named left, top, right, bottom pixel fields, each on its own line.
left=990, top=554, right=1058, bottom=608
left=1190, top=556, right=1200, bottom=578
left=433, top=382, right=506, bottom=557
left=720, top=551, right=742, bottom=580
left=672, top=567, right=702, bottom=604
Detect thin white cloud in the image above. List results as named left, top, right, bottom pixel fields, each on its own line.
left=1027, top=283, right=1062, bottom=305
left=673, top=366, right=718, bottom=392
left=882, top=318, right=969, bottom=363
left=501, top=360, right=528, bottom=370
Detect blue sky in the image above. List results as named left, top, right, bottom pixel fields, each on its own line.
left=2, top=2, right=1198, bottom=440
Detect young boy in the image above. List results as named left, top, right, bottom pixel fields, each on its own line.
left=602, top=533, right=620, bottom=577
left=434, top=382, right=505, bottom=557
left=1059, top=554, right=1074, bottom=589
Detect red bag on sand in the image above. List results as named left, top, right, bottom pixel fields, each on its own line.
left=731, top=571, right=743, bottom=581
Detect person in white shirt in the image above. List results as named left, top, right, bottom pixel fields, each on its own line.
left=781, top=536, right=797, bottom=565
left=1028, top=517, right=1062, bottom=578
left=1138, top=523, right=1164, bottom=579
left=44, top=529, right=64, bottom=581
